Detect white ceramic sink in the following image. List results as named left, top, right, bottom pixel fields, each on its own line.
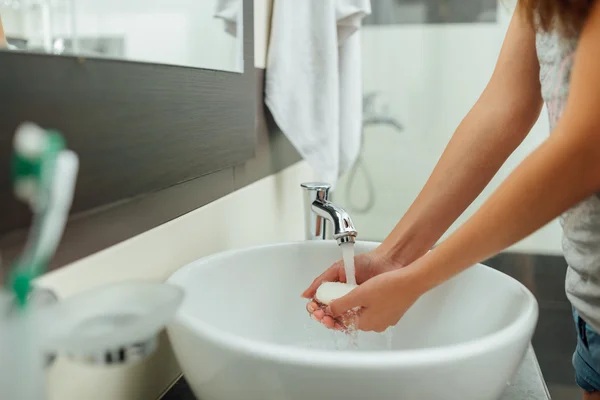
left=167, top=241, right=538, bottom=400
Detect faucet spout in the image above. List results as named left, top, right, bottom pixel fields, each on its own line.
left=301, top=182, right=357, bottom=245
left=311, top=199, right=357, bottom=245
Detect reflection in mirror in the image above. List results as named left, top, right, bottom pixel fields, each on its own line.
left=0, top=0, right=243, bottom=72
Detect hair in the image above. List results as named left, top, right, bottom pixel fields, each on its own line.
left=517, top=0, right=593, bottom=37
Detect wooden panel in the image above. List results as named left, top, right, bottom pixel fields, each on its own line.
left=0, top=68, right=301, bottom=275
left=0, top=67, right=300, bottom=275
left=0, top=0, right=255, bottom=236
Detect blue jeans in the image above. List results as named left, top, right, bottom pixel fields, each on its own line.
left=573, top=308, right=600, bottom=392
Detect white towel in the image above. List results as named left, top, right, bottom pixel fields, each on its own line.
left=265, top=0, right=371, bottom=188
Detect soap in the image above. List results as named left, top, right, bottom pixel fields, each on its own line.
left=314, top=282, right=357, bottom=305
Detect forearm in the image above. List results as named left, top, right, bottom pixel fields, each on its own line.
left=410, top=0, right=600, bottom=291
left=0, top=17, right=6, bottom=47
left=414, top=118, right=600, bottom=292
left=378, top=8, right=541, bottom=266
left=380, top=94, right=540, bottom=264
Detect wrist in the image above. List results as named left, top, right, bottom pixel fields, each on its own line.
left=379, top=226, right=438, bottom=267
left=389, top=257, right=432, bottom=299
left=407, top=243, right=471, bottom=296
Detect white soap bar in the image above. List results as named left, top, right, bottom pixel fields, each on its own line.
left=314, top=282, right=357, bottom=305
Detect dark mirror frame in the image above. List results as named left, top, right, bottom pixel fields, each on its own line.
left=0, top=0, right=301, bottom=276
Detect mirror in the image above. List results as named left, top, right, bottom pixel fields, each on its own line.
left=0, top=0, right=243, bottom=72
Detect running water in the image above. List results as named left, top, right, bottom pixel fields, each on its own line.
left=341, top=242, right=356, bottom=285
left=385, top=328, right=394, bottom=350
left=298, top=242, right=395, bottom=352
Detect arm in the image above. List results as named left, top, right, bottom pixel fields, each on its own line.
left=0, top=16, right=7, bottom=48
left=379, top=7, right=543, bottom=265
left=413, top=2, right=600, bottom=294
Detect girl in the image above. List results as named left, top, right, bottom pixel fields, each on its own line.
left=303, top=1, right=600, bottom=397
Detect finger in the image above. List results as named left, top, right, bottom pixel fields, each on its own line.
left=301, top=261, right=345, bottom=298
left=321, top=315, right=336, bottom=329
left=334, top=322, right=346, bottom=331
left=306, top=301, right=319, bottom=314
left=327, top=287, right=362, bottom=318
left=312, top=308, right=326, bottom=321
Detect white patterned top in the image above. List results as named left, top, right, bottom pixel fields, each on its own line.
left=536, top=31, right=600, bottom=332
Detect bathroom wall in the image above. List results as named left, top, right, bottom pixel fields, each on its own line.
left=253, top=0, right=272, bottom=69
left=37, top=160, right=313, bottom=400
left=336, top=3, right=563, bottom=255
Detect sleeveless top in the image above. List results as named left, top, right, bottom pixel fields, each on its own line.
left=536, top=32, right=600, bottom=332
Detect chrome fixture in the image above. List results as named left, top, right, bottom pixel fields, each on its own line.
left=66, top=336, right=159, bottom=366
left=4, top=285, right=168, bottom=367
left=301, top=182, right=357, bottom=245
left=363, top=92, right=403, bottom=131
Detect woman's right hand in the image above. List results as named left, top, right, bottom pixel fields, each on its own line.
left=301, top=248, right=403, bottom=329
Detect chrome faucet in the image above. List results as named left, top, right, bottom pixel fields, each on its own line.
left=301, top=183, right=357, bottom=245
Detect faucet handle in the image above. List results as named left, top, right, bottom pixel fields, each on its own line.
left=301, top=182, right=331, bottom=189
left=301, top=182, right=331, bottom=197
left=301, top=183, right=331, bottom=241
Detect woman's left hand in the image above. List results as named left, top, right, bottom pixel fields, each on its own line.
left=325, top=265, right=426, bottom=332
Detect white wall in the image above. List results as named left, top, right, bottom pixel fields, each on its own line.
left=36, top=161, right=313, bottom=400
left=254, top=0, right=273, bottom=69
left=336, top=5, right=563, bottom=255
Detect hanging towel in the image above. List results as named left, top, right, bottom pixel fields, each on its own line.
left=265, top=0, right=371, bottom=188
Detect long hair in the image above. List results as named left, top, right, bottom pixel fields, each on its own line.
left=518, top=0, right=592, bottom=37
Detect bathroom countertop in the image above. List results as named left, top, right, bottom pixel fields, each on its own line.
left=500, top=346, right=551, bottom=400
left=162, top=345, right=550, bottom=400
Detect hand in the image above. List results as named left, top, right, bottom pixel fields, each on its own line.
left=301, top=249, right=403, bottom=329
left=326, top=266, right=425, bottom=332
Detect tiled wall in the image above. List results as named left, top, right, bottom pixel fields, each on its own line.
left=336, top=3, right=563, bottom=255
left=37, top=161, right=314, bottom=400
left=486, top=253, right=579, bottom=398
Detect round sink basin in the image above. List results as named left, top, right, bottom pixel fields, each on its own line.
left=167, top=241, right=538, bottom=400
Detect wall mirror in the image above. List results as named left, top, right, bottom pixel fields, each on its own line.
left=0, top=0, right=243, bottom=72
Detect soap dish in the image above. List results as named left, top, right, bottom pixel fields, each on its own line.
left=43, top=282, right=183, bottom=363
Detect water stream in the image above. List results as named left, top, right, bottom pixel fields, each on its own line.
left=340, top=242, right=356, bottom=285
left=301, top=242, right=394, bottom=351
